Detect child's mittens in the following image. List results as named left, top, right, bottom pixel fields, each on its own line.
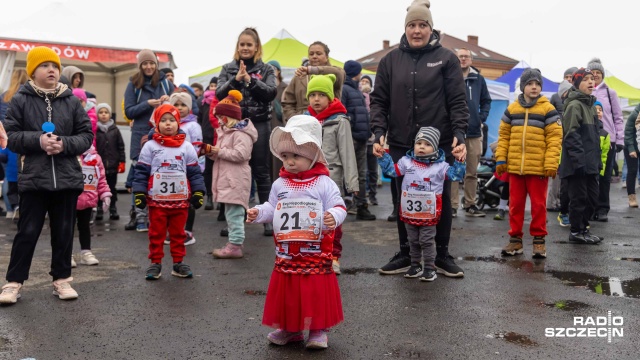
left=544, top=169, right=557, bottom=179
left=102, top=197, right=111, bottom=212
left=118, top=162, right=126, bottom=173
left=134, top=192, right=147, bottom=209
left=190, top=191, right=204, bottom=209
left=198, top=143, right=214, bottom=157
left=496, top=162, right=508, bottom=176
left=246, top=208, right=258, bottom=223
left=323, top=211, right=336, bottom=229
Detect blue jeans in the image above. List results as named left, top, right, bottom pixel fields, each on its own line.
left=225, top=203, right=245, bottom=245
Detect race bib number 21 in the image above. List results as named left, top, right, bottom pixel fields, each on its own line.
left=273, top=199, right=323, bottom=242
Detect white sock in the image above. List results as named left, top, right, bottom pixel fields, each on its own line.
left=499, top=199, right=508, bottom=210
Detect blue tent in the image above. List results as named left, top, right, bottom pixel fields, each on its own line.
left=484, top=79, right=510, bottom=158
left=496, top=60, right=559, bottom=100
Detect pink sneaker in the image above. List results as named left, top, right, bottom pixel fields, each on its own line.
left=267, top=329, right=304, bottom=345
left=306, top=330, right=328, bottom=349
left=212, top=242, right=243, bottom=259
left=52, top=277, right=78, bottom=300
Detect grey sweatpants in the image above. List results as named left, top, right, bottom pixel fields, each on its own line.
left=405, top=224, right=436, bottom=270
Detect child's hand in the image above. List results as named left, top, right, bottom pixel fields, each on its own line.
left=246, top=208, right=259, bottom=222
left=210, top=146, right=220, bottom=154
left=147, top=99, right=161, bottom=107
left=323, top=211, right=336, bottom=229
left=102, top=197, right=111, bottom=212
left=373, top=135, right=385, bottom=157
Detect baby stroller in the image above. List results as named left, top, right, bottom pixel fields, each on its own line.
left=475, top=157, right=505, bottom=210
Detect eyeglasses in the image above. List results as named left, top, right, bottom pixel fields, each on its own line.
left=458, top=55, right=471, bottom=59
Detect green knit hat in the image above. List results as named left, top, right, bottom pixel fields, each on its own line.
left=306, top=74, right=336, bottom=101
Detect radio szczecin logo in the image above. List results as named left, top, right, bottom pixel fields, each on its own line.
left=545, top=311, right=623, bottom=343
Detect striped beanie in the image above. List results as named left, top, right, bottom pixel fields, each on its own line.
left=415, top=126, right=440, bottom=148
left=215, top=90, right=243, bottom=120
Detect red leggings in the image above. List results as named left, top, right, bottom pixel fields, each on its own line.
left=148, top=206, right=188, bottom=263
left=508, top=174, right=548, bottom=238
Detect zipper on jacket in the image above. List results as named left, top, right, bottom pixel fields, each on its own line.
left=520, top=109, right=529, bottom=175
left=469, top=86, right=472, bottom=101
left=51, top=156, right=57, bottom=189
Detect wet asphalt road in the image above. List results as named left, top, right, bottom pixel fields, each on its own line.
left=0, top=182, right=638, bottom=359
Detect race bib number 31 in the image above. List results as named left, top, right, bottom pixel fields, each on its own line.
left=273, top=199, right=323, bottom=242
left=401, top=190, right=436, bottom=220
left=82, top=166, right=98, bottom=191
left=151, top=172, right=189, bottom=201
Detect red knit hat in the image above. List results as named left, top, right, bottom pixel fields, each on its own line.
left=214, top=90, right=243, bottom=119
left=153, top=104, right=181, bottom=128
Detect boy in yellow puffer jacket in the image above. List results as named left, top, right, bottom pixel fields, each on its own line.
left=495, top=68, right=562, bottom=259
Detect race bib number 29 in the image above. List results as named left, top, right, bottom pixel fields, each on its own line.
left=273, top=199, right=323, bottom=242
left=82, top=166, right=98, bottom=191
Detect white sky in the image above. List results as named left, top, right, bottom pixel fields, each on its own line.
left=2, top=0, right=639, bottom=88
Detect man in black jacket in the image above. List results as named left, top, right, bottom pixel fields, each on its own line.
left=371, top=0, right=469, bottom=277
left=450, top=48, right=491, bottom=218
left=342, top=60, right=376, bottom=221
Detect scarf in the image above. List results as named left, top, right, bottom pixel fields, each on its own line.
left=306, top=98, right=348, bottom=124
left=97, top=119, right=114, bottom=133
left=152, top=131, right=186, bottom=147
left=279, top=162, right=330, bottom=180
left=202, top=90, right=216, bottom=105
left=29, top=80, right=69, bottom=99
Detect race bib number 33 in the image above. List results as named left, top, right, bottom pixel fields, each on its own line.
left=401, top=190, right=436, bottom=220
left=151, top=172, right=189, bottom=201
left=273, top=199, right=323, bottom=242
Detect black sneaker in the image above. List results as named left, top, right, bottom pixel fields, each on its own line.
left=124, top=207, right=137, bottom=231
left=356, top=205, right=376, bottom=221
left=583, top=230, right=604, bottom=242
left=171, top=263, right=193, bottom=278
left=220, top=228, right=229, bottom=237
left=369, top=195, right=378, bottom=206
left=205, top=196, right=214, bottom=211
left=378, top=252, right=411, bottom=275
left=145, top=263, right=162, bottom=280
left=435, top=255, right=464, bottom=278
left=595, top=213, right=608, bottom=222
left=404, top=264, right=423, bottom=278
left=109, top=208, right=120, bottom=220
left=569, top=232, right=601, bottom=244
left=465, top=205, right=486, bottom=217
left=419, top=269, right=437, bottom=282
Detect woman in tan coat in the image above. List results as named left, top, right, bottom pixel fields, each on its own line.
left=281, top=41, right=345, bottom=122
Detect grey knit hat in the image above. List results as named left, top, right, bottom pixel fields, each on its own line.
left=96, top=103, right=112, bottom=114
left=563, top=67, right=578, bottom=78
left=415, top=126, right=440, bottom=148
left=587, top=58, right=605, bottom=74
left=519, top=68, right=543, bottom=92
left=557, top=80, right=572, bottom=98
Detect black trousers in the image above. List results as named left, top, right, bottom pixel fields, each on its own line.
left=568, top=174, right=599, bottom=233
left=559, top=178, right=570, bottom=214
left=389, top=146, right=452, bottom=259
left=204, top=157, right=213, bottom=196
left=596, top=146, right=615, bottom=215
left=366, top=144, right=378, bottom=196
left=106, top=172, right=118, bottom=205
left=624, top=148, right=640, bottom=195
left=6, top=190, right=80, bottom=283
left=76, top=208, right=93, bottom=250
left=250, top=121, right=272, bottom=204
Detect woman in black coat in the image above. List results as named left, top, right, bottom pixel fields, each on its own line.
left=216, top=27, right=277, bottom=235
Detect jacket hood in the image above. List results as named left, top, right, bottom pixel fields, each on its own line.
left=399, top=29, right=441, bottom=54
left=61, top=66, right=84, bottom=87
left=405, top=148, right=445, bottom=163
left=181, top=113, right=197, bottom=124
left=566, top=88, right=596, bottom=106
left=221, top=119, right=258, bottom=143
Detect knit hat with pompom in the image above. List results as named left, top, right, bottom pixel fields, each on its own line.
left=215, top=90, right=243, bottom=119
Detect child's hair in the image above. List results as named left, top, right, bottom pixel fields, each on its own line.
left=3, top=69, right=28, bottom=102
left=233, top=27, right=263, bottom=62
left=190, top=83, right=203, bottom=92
left=309, top=41, right=331, bottom=65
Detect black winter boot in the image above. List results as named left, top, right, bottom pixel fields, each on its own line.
left=356, top=204, right=376, bottom=221
left=124, top=206, right=137, bottom=231
left=205, top=195, right=214, bottom=211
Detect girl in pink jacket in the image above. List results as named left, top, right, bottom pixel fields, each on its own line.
left=74, top=146, right=112, bottom=266
left=208, top=90, right=258, bottom=259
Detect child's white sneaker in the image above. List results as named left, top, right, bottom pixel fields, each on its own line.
left=52, top=277, right=78, bottom=300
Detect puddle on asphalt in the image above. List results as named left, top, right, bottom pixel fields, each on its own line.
left=244, top=290, right=266, bottom=295
left=611, top=243, right=633, bottom=246
left=615, top=257, right=640, bottom=262
left=341, top=267, right=378, bottom=275
left=458, top=256, right=507, bottom=263
left=542, top=300, right=590, bottom=311
left=547, top=270, right=640, bottom=299
left=490, top=332, right=538, bottom=347
left=460, top=256, right=545, bottom=273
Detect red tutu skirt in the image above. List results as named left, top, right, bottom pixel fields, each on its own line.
left=262, top=270, right=343, bottom=332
